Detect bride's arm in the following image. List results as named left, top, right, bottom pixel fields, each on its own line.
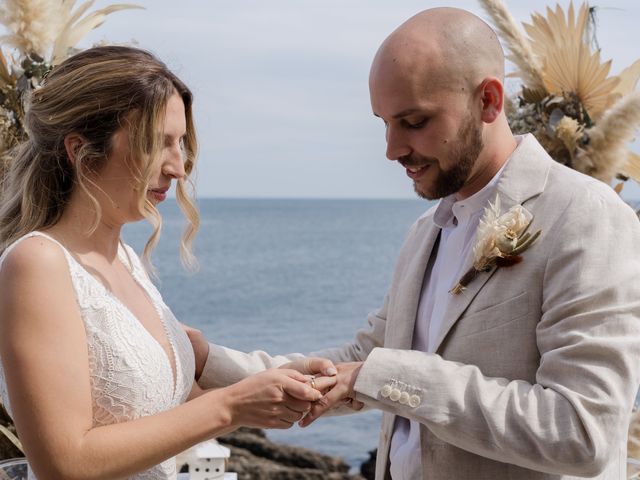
left=0, top=237, right=325, bottom=480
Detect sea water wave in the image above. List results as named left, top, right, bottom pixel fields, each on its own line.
left=123, top=198, right=430, bottom=469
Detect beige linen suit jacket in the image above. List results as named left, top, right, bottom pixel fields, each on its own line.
left=200, top=134, right=640, bottom=479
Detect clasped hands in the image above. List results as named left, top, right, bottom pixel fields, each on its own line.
left=278, top=358, right=365, bottom=427
left=183, top=324, right=364, bottom=429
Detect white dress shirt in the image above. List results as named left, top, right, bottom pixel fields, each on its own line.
left=389, top=152, right=514, bottom=480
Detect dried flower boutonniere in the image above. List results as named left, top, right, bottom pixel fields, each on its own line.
left=450, top=196, right=542, bottom=295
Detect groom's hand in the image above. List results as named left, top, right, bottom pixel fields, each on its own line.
left=279, top=358, right=338, bottom=396
left=181, top=323, right=209, bottom=380
left=299, top=361, right=364, bottom=427
left=279, top=358, right=338, bottom=378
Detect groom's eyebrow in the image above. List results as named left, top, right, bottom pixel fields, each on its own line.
left=372, top=108, right=424, bottom=119
left=391, top=108, right=422, bottom=119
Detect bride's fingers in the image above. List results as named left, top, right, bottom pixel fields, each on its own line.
left=282, top=393, right=312, bottom=414
left=276, top=417, right=295, bottom=428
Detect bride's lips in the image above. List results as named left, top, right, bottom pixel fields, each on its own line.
left=148, top=186, right=169, bottom=202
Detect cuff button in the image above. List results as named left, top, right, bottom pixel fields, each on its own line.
left=389, top=388, right=402, bottom=402
left=409, top=394, right=421, bottom=408
left=380, top=384, right=392, bottom=398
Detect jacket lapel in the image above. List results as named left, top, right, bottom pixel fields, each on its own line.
left=431, top=134, right=552, bottom=353
left=390, top=220, right=441, bottom=350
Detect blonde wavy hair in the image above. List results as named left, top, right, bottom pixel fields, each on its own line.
left=0, top=45, right=199, bottom=270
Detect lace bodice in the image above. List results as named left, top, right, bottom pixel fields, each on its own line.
left=0, top=232, right=195, bottom=479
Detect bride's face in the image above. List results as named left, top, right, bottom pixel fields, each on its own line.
left=92, top=92, right=187, bottom=225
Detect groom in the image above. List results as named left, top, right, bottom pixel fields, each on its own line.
left=194, top=7, right=640, bottom=479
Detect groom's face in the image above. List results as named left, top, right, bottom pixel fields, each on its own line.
left=369, top=54, right=484, bottom=200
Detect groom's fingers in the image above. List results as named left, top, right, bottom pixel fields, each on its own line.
left=280, top=371, right=323, bottom=402
left=298, top=386, right=346, bottom=427
left=302, top=357, right=338, bottom=377
left=307, top=374, right=337, bottom=393
left=343, top=397, right=365, bottom=411
left=298, top=361, right=364, bottom=427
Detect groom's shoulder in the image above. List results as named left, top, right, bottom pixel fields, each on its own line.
left=543, top=161, right=635, bottom=218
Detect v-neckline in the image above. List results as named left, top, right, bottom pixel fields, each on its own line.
left=32, top=232, right=179, bottom=400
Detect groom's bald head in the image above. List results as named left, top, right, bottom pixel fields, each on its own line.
left=370, top=7, right=504, bottom=95
left=369, top=8, right=514, bottom=201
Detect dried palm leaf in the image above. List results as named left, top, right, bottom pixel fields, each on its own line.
left=478, top=0, right=546, bottom=93
left=0, top=52, right=13, bottom=87
left=611, top=59, right=640, bottom=98
left=522, top=2, right=620, bottom=120
left=51, top=2, right=143, bottom=65
left=577, top=92, right=640, bottom=182
left=544, top=44, right=619, bottom=119
left=524, top=3, right=589, bottom=56
left=622, top=151, right=640, bottom=184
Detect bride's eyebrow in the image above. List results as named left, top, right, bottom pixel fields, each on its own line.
left=163, top=132, right=186, bottom=142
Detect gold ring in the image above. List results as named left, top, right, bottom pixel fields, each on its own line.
left=309, top=377, right=317, bottom=390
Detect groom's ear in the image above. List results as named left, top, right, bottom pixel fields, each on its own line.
left=478, top=77, right=504, bottom=124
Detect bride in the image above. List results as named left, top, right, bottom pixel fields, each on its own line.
left=0, top=45, right=335, bottom=479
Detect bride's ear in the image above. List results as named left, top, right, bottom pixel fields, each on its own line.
left=63, top=133, right=85, bottom=165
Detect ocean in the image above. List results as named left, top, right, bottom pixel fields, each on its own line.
left=122, top=198, right=431, bottom=470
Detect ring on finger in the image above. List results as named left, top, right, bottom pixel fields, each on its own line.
left=309, top=377, right=317, bottom=390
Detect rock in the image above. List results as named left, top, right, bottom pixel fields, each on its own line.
left=218, top=428, right=364, bottom=480
left=359, top=449, right=376, bottom=480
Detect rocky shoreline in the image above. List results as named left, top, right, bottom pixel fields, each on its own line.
left=217, top=427, right=376, bottom=480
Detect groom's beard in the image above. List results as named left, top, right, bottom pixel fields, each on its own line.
left=413, top=118, right=484, bottom=200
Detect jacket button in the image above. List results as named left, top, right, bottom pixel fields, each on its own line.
left=409, top=395, right=421, bottom=408
left=380, top=384, right=392, bottom=398
left=399, top=392, right=410, bottom=405
left=389, top=388, right=402, bottom=402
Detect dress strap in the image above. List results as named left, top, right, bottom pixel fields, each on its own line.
left=0, top=231, right=73, bottom=269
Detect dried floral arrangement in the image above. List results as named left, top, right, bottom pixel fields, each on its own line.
left=0, top=0, right=141, bottom=160
left=479, top=2, right=640, bottom=476
left=0, top=0, right=140, bottom=460
left=479, top=0, right=640, bottom=197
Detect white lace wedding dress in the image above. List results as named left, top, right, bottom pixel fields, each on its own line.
left=0, top=232, right=195, bottom=479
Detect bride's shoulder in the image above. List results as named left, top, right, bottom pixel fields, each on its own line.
left=0, top=233, right=68, bottom=284
left=0, top=233, right=67, bottom=269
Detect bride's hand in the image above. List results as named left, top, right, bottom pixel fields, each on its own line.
left=222, top=369, right=333, bottom=429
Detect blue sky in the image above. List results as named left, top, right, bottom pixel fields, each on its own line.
left=82, top=0, right=640, bottom=200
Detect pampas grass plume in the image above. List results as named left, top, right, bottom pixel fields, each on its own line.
left=0, top=0, right=62, bottom=57
left=478, top=0, right=546, bottom=93
left=576, top=92, right=640, bottom=183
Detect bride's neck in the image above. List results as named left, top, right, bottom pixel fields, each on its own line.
left=47, top=193, right=123, bottom=261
